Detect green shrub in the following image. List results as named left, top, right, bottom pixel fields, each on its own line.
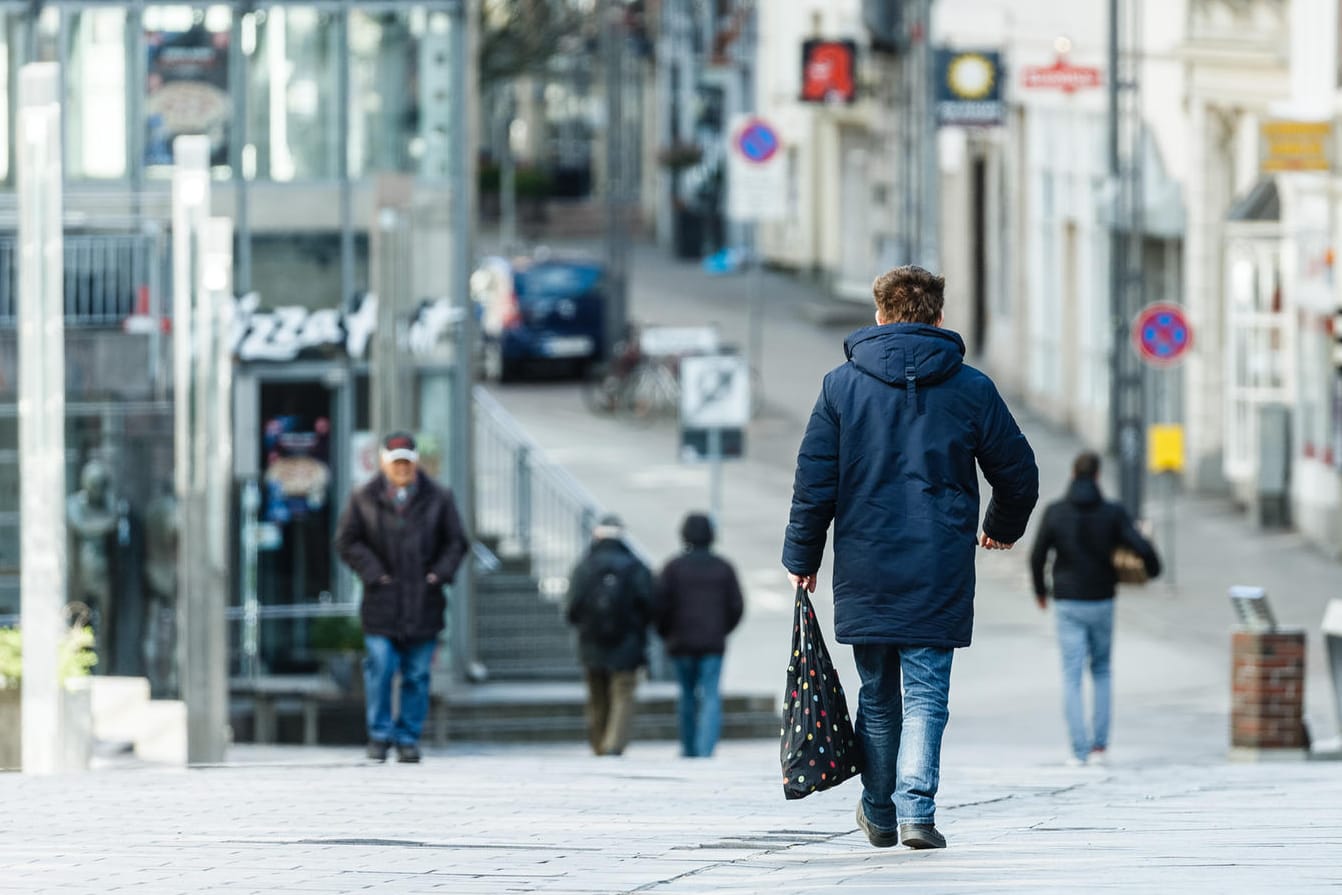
left=0, top=625, right=98, bottom=689
left=310, top=615, right=364, bottom=653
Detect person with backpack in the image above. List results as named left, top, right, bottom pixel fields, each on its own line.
left=566, top=514, right=654, bottom=756
left=653, top=512, right=744, bottom=758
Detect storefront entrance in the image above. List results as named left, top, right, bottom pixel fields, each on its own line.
left=233, top=362, right=360, bottom=678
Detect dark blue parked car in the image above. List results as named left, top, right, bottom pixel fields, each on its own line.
left=471, top=255, right=607, bottom=382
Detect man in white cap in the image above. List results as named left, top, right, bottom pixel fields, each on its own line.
left=335, top=430, right=468, bottom=763
left=565, top=514, right=653, bottom=756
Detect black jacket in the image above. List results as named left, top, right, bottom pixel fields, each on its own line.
left=1030, top=478, right=1161, bottom=601
left=566, top=538, right=653, bottom=671
left=653, top=547, right=745, bottom=656
left=783, top=323, right=1039, bottom=647
left=334, top=471, right=469, bottom=641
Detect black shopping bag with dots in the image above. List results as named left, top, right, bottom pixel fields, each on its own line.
left=780, top=586, right=861, bottom=799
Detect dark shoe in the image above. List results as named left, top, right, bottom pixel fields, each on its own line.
left=855, top=803, right=900, bottom=848
left=366, top=740, right=390, bottom=762
left=395, top=742, right=421, bottom=763
left=900, top=823, right=947, bottom=849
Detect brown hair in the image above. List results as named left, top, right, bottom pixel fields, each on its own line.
left=872, top=265, right=946, bottom=325
left=1073, top=451, right=1101, bottom=480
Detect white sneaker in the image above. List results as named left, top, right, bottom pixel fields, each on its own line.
left=1087, top=748, right=1109, bottom=766
left=1064, top=755, right=1086, bottom=768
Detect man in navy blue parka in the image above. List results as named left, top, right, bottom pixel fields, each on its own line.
left=784, top=265, right=1038, bottom=851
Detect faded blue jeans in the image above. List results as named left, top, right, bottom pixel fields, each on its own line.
left=1054, top=598, right=1114, bottom=761
left=853, top=644, right=954, bottom=831
left=363, top=634, right=437, bottom=746
left=671, top=654, right=724, bottom=757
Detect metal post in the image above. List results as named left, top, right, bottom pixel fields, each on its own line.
left=602, top=0, right=629, bottom=357
left=1108, top=0, right=1145, bottom=517
left=17, top=62, right=66, bottom=776
left=747, top=221, right=763, bottom=404
left=500, top=88, right=517, bottom=253
left=171, top=135, right=218, bottom=761
left=240, top=479, right=260, bottom=680
left=919, top=0, right=939, bottom=272
left=707, top=426, right=723, bottom=529
left=447, top=0, right=477, bottom=679
left=191, top=217, right=232, bottom=764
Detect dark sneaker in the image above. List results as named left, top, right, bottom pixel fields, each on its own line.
left=855, top=803, right=900, bottom=848
left=366, top=740, right=390, bottom=762
left=395, top=742, right=422, bottom=764
left=900, top=823, right=947, bottom=849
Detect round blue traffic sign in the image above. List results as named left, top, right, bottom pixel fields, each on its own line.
left=1132, top=303, right=1192, bottom=367
left=736, top=119, right=779, bottom=164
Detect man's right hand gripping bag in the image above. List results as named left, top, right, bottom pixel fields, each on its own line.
left=780, top=586, right=861, bottom=799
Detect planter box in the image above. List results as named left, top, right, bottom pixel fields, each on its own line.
left=0, top=689, right=17, bottom=770
left=0, top=682, right=92, bottom=772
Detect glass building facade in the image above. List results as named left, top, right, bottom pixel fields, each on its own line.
left=0, top=1, right=468, bottom=702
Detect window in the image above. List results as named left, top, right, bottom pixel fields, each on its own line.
left=67, top=9, right=128, bottom=180
left=243, top=6, right=339, bottom=182
left=348, top=6, right=454, bottom=180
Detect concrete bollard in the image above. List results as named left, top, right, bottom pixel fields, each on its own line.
left=1230, top=629, right=1308, bottom=761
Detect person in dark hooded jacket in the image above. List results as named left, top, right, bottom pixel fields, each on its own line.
left=566, top=514, right=653, bottom=756
left=654, top=512, right=744, bottom=758
left=1030, top=451, right=1160, bottom=766
left=783, top=265, right=1038, bottom=851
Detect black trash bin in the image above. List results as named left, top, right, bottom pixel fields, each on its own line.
left=674, top=207, right=703, bottom=260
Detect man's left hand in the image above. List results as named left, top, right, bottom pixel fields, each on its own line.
left=978, top=533, right=1014, bottom=550
left=787, top=572, right=817, bottom=593
left=426, top=573, right=440, bottom=585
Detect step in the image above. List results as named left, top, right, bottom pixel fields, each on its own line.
left=231, top=684, right=778, bottom=745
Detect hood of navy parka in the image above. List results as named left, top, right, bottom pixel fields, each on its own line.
left=844, top=323, right=966, bottom=388
left=782, top=324, right=1039, bottom=649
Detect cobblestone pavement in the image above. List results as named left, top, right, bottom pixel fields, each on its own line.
left=4, top=741, right=1340, bottom=894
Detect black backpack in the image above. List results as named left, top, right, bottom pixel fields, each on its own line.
left=583, top=554, right=637, bottom=646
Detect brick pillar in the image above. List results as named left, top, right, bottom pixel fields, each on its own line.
left=1230, top=630, right=1308, bottom=758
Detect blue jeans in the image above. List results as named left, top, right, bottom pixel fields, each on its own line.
left=853, top=644, right=953, bottom=830
left=1054, top=599, right=1114, bottom=761
left=363, top=634, right=437, bottom=746
left=671, top=654, right=724, bottom=757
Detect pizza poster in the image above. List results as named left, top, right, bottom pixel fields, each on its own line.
left=262, top=415, right=332, bottom=524
left=145, top=26, right=231, bottom=167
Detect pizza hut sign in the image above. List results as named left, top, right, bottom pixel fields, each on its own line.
left=231, top=292, right=467, bottom=362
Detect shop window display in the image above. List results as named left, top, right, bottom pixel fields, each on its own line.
left=143, top=4, right=233, bottom=173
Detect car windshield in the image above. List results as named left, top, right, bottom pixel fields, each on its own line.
left=514, top=264, right=602, bottom=301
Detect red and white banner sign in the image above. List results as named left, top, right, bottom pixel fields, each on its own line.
left=1022, top=59, right=1103, bottom=92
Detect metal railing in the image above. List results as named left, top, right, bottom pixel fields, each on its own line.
left=0, top=232, right=167, bottom=327
left=473, top=385, right=668, bottom=679
left=475, top=384, right=654, bottom=593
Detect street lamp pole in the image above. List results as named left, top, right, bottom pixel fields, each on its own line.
left=16, top=61, right=66, bottom=776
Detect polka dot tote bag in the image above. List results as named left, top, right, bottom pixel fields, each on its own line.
left=780, top=586, right=861, bottom=799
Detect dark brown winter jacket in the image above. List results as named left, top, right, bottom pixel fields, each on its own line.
left=334, top=471, right=468, bottom=642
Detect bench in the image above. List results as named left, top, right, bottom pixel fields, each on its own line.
left=230, top=675, right=343, bottom=746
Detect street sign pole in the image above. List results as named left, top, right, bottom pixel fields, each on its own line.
left=708, top=426, right=723, bottom=527
left=747, top=221, right=762, bottom=403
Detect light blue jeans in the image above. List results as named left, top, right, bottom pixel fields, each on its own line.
left=672, top=654, right=724, bottom=757
left=853, top=644, right=954, bottom=830
left=1054, top=599, right=1114, bottom=761
left=363, top=634, right=437, bottom=746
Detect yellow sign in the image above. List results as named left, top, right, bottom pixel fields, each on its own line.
left=1261, top=120, right=1331, bottom=173
left=1148, top=424, right=1185, bottom=473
